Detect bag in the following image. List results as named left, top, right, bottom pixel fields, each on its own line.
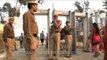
left=92, top=35, right=100, bottom=44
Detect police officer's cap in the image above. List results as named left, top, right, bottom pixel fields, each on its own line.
left=8, top=17, right=14, bottom=21
left=28, top=0, right=38, bottom=5
left=9, top=17, right=14, bottom=19
left=54, top=13, right=59, bottom=17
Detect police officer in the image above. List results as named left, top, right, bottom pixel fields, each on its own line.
left=49, top=14, right=62, bottom=60
left=64, top=20, right=74, bottom=58
left=3, top=17, right=15, bottom=60
left=23, top=0, right=39, bottom=60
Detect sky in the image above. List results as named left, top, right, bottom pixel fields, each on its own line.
left=0, top=0, right=104, bottom=37
left=39, top=0, right=104, bottom=11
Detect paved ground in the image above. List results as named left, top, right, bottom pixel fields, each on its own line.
left=0, top=41, right=104, bottom=60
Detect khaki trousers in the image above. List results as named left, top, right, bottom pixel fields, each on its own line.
left=65, top=35, right=72, bottom=56
left=49, top=32, right=60, bottom=59
left=6, top=38, right=15, bottom=60
left=23, top=36, right=30, bottom=53
left=23, top=36, right=38, bottom=60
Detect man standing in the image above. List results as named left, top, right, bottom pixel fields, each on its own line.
left=3, top=17, right=15, bottom=60
left=49, top=14, right=62, bottom=60
left=19, top=33, right=24, bottom=48
left=64, top=21, right=74, bottom=58
left=23, top=0, right=39, bottom=60
left=40, top=31, right=45, bottom=45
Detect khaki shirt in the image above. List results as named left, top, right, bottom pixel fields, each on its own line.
left=23, top=10, right=38, bottom=39
left=64, top=25, right=72, bottom=35
left=50, top=20, right=62, bottom=33
left=3, top=23, right=14, bottom=40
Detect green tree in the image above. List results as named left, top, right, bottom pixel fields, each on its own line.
left=103, top=0, right=107, bottom=9
left=83, top=1, right=89, bottom=13
left=2, top=0, right=45, bottom=17
left=3, top=2, right=11, bottom=12
left=103, top=0, right=107, bottom=16
left=2, top=2, right=20, bottom=17
left=74, top=1, right=83, bottom=12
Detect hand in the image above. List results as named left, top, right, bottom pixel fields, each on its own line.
left=3, top=37, right=7, bottom=43
left=5, top=42, right=8, bottom=47
left=30, top=37, right=38, bottom=51
left=30, top=42, right=38, bottom=51
left=72, top=26, right=75, bottom=29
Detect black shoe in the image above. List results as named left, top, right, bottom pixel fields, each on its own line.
left=14, top=49, right=17, bottom=51
left=65, top=55, right=71, bottom=58
left=83, top=50, right=90, bottom=52
left=53, top=53, right=56, bottom=56
left=93, top=55, right=98, bottom=57
left=72, top=51, right=76, bottom=54
left=56, top=58, right=60, bottom=60
left=48, top=58, right=53, bottom=60
left=93, top=53, right=100, bottom=57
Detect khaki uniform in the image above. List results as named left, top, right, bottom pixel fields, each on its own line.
left=64, top=25, right=73, bottom=56
left=23, top=10, right=38, bottom=60
left=3, top=23, right=15, bottom=60
left=49, top=20, right=61, bottom=60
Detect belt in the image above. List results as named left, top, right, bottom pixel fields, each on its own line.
left=65, top=34, right=71, bottom=35
left=8, top=37, right=14, bottom=39
left=33, top=34, right=37, bottom=37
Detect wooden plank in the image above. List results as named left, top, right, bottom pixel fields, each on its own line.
left=54, top=10, right=69, bottom=16
left=34, top=9, right=49, bottom=15
left=75, top=12, right=86, bottom=17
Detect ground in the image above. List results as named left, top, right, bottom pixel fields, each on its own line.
left=0, top=41, right=104, bottom=60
